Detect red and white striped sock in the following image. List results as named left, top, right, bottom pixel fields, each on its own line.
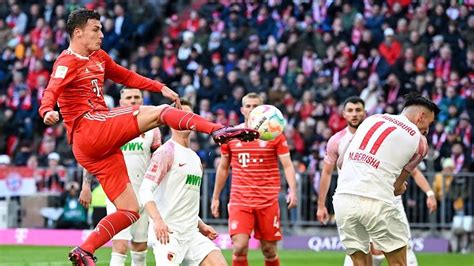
left=159, top=106, right=222, bottom=134
left=80, top=209, right=139, bottom=254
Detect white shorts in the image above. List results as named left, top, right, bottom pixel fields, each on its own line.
left=394, top=196, right=412, bottom=238
left=333, top=194, right=409, bottom=255
left=106, top=198, right=149, bottom=242
left=151, top=230, right=220, bottom=266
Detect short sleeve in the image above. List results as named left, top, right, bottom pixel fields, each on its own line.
left=144, top=141, right=174, bottom=184
left=275, top=134, right=290, bottom=156
left=403, top=135, right=428, bottom=172
left=323, top=134, right=339, bottom=165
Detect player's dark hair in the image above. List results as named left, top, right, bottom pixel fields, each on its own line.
left=66, top=9, right=100, bottom=37
left=343, top=96, right=365, bottom=108
left=172, top=99, right=193, bottom=109
left=403, top=93, right=440, bottom=115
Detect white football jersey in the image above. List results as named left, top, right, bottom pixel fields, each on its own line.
left=324, top=127, right=354, bottom=171
left=144, top=140, right=203, bottom=236
left=336, top=114, right=428, bottom=204
left=121, top=128, right=161, bottom=189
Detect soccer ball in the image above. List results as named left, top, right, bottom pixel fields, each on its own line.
left=249, top=105, right=286, bottom=141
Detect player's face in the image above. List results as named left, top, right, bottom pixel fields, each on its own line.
left=416, top=110, right=435, bottom=135
left=241, top=98, right=262, bottom=121
left=120, top=89, right=143, bottom=107
left=343, top=102, right=366, bottom=129
left=77, top=19, right=103, bottom=52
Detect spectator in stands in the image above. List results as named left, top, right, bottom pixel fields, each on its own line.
left=56, top=181, right=88, bottom=229
left=0, top=154, right=11, bottom=167
left=113, top=3, right=135, bottom=58
left=6, top=4, right=28, bottom=35
left=38, top=152, right=66, bottom=193
left=378, top=27, right=402, bottom=65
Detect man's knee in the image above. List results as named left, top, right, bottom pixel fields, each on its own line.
left=112, top=240, right=129, bottom=254
left=261, top=243, right=277, bottom=259
left=131, top=242, right=148, bottom=252
left=232, top=241, right=249, bottom=256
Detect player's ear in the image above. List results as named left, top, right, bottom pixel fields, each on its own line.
left=74, top=27, right=82, bottom=38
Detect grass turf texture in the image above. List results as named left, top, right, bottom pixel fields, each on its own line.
left=0, top=246, right=473, bottom=265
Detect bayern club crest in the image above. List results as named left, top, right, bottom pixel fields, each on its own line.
left=6, top=173, right=22, bottom=192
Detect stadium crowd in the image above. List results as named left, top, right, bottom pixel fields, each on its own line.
left=0, top=0, right=472, bottom=222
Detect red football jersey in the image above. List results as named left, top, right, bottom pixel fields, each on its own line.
left=221, top=130, right=290, bottom=208
left=39, top=49, right=164, bottom=143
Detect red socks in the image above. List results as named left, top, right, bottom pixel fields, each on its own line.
left=159, top=106, right=222, bottom=134
left=232, top=254, right=248, bottom=266
left=265, top=256, right=280, bottom=266
left=80, top=209, right=139, bottom=254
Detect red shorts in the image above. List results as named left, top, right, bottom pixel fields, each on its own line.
left=228, top=201, right=282, bottom=241
left=72, top=106, right=141, bottom=201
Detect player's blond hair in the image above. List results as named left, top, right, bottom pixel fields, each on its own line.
left=242, top=92, right=263, bottom=106
left=120, top=87, right=142, bottom=99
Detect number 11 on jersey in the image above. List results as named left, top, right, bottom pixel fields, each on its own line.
left=359, top=121, right=396, bottom=155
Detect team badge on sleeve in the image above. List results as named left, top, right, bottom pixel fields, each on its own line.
left=54, top=65, right=68, bottom=78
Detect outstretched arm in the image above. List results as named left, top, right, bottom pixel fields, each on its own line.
left=211, top=155, right=230, bottom=218
left=103, top=51, right=180, bottom=107
left=279, top=154, right=297, bottom=209
left=412, top=168, right=437, bottom=213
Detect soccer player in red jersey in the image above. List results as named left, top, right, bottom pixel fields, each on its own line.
left=38, top=9, right=257, bottom=265
left=211, top=93, right=297, bottom=266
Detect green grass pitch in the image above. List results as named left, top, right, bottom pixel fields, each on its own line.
left=0, top=246, right=472, bottom=265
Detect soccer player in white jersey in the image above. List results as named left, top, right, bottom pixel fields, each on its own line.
left=139, top=100, right=227, bottom=266
left=317, top=96, right=437, bottom=266
left=79, top=88, right=161, bottom=266
left=333, top=93, right=439, bottom=266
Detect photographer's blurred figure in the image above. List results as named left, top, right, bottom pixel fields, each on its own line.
left=56, top=182, right=88, bottom=229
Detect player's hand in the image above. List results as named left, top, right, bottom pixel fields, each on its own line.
left=287, top=190, right=297, bottom=209
left=426, top=195, right=437, bottom=213
left=199, top=223, right=218, bottom=240
left=316, top=205, right=329, bottom=225
left=394, top=181, right=408, bottom=196
left=78, top=187, right=92, bottom=208
left=43, top=111, right=60, bottom=125
left=161, top=86, right=181, bottom=109
left=153, top=217, right=172, bottom=244
left=211, top=198, right=220, bottom=218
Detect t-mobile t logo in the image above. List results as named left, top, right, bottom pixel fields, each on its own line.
left=238, top=153, right=250, bottom=167
left=15, top=228, right=28, bottom=243
left=238, top=153, right=264, bottom=167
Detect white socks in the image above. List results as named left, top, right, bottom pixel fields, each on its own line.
left=407, top=246, right=418, bottom=266
left=343, top=255, right=353, bottom=266
left=110, top=252, right=127, bottom=266
left=131, top=250, right=148, bottom=266
left=372, top=254, right=385, bottom=266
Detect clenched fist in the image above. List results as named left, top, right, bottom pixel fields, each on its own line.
left=44, top=111, right=60, bottom=125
